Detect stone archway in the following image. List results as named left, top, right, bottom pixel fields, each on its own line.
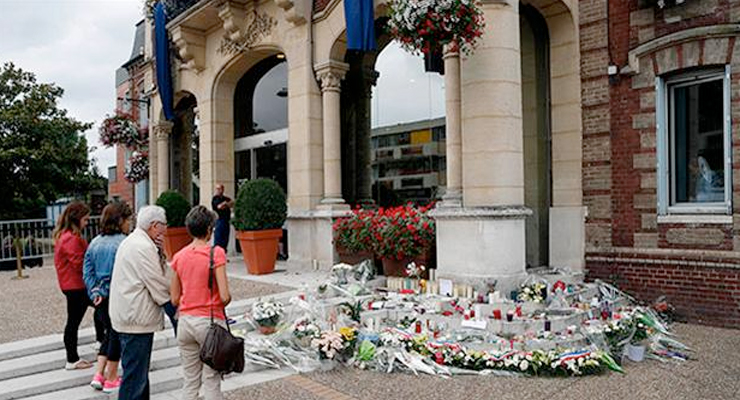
left=170, top=92, right=199, bottom=205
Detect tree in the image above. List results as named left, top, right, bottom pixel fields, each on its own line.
left=0, top=62, right=100, bottom=219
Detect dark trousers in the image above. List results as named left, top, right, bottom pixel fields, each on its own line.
left=214, top=218, right=230, bottom=251
left=119, top=332, right=154, bottom=400
left=163, top=301, right=178, bottom=336
left=63, top=289, right=95, bottom=363
left=95, top=299, right=121, bottom=362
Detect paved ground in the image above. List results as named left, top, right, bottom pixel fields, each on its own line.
left=219, top=321, right=740, bottom=400
left=0, top=264, right=291, bottom=344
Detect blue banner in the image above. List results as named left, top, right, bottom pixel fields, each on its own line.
left=344, top=0, right=376, bottom=51
left=154, top=3, right=174, bottom=121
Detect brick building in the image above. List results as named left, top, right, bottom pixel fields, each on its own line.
left=581, top=0, right=740, bottom=327
left=108, top=20, right=150, bottom=210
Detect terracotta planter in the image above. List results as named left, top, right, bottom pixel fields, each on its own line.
left=258, top=325, right=276, bottom=335
left=236, top=229, right=282, bottom=275
left=381, top=252, right=431, bottom=277
left=163, top=227, right=191, bottom=260
left=336, top=246, right=374, bottom=265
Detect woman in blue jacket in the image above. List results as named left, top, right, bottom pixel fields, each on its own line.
left=83, top=201, right=132, bottom=393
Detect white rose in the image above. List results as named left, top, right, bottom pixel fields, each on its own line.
left=519, top=360, right=529, bottom=371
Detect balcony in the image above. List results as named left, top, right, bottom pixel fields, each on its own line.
left=161, top=0, right=201, bottom=21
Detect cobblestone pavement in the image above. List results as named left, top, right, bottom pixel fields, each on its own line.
left=224, top=323, right=740, bottom=400
left=0, top=265, right=291, bottom=344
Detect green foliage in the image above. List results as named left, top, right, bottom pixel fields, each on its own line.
left=0, top=62, right=98, bottom=219
left=232, top=179, right=287, bottom=231
left=155, top=190, right=190, bottom=227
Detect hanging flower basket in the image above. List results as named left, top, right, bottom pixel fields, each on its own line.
left=99, top=114, right=147, bottom=149
left=387, top=0, right=485, bottom=56
left=124, top=150, right=149, bottom=183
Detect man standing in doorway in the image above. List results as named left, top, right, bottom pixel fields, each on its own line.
left=211, top=184, right=233, bottom=251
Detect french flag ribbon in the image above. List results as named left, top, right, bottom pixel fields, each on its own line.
left=556, top=350, right=592, bottom=364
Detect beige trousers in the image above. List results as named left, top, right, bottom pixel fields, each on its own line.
left=177, top=315, right=224, bottom=400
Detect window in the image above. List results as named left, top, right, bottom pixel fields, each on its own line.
left=108, top=166, right=117, bottom=183
left=657, top=67, right=732, bottom=214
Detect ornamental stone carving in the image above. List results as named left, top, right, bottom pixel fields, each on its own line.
left=314, top=61, right=349, bottom=93
left=274, top=0, right=308, bottom=26
left=171, top=26, right=206, bottom=72
left=217, top=1, right=277, bottom=55
left=152, top=121, right=174, bottom=141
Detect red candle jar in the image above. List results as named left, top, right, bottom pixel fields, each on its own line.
left=493, top=309, right=502, bottom=320
left=515, top=305, right=522, bottom=317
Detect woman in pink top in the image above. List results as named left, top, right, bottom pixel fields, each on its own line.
left=170, top=205, right=231, bottom=400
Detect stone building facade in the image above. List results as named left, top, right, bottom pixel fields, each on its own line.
left=582, top=0, right=740, bottom=327
left=142, top=0, right=739, bottom=326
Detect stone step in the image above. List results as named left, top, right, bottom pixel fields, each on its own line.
left=0, top=346, right=182, bottom=400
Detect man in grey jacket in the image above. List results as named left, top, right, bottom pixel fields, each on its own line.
left=110, top=206, right=171, bottom=400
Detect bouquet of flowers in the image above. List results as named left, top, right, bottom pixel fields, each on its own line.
left=371, top=203, right=436, bottom=261
left=124, top=150, right=149, bottom=183
left=405, top=261, right=426, bottom=280
left=252, top=300, right=284, bottom=333
left=291, top=317, right=321, bottom=342
left=387, top=0, right=485, bottom=56
left=99, top=114, right=146, bottom=149
left=312, top=327, right=357, bottom=360
left=517, top=281, right=548, bottom=303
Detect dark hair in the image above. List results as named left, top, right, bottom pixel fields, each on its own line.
left=100, top=201, right=133, bottom=235
left=185, top=205, right=216, bottom=239
left=53, top=201, right=91, bottom=242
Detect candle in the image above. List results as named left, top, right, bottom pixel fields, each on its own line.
left=544, top=319, right=551, bottom=332
left=506, top=311, right=514, bottom=322
left=515, top=304, right=522, bottom=318
left=493, top=309, right=502, bottom=320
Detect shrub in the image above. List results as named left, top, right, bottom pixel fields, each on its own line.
left=232, top=179, right=287, bottom=231
left=155, top=190, right=190, bottom=228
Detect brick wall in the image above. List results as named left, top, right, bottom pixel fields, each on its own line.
left=108, top=145, right=135, bottom=206
left=587, top=251, right=740, bottom=328
left=582, top=0, right=740, bottom=327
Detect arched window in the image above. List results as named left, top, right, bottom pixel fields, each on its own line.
left=234, top=56, right=288, bottom=138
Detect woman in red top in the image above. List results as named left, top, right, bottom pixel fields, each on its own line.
left=53, top=201, right=95, bottom=370
left=170, top=205, right=231, bottom=400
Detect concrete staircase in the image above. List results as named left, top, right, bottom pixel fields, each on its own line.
left=0, top=292, right=300, bottom=400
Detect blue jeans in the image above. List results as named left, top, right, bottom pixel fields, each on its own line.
left=214, top=218, right=230, bottom=251
left=119, top=332, right=154, bottom=400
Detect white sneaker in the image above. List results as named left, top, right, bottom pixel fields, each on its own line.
left=92, top=341, right=101, bottom=351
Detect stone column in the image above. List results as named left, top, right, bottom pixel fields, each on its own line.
left=152, top=121, right=173, bottom=196
left=432, top=0, right=529, bottom=295
left=441, top=44, right=462, bottom=207
left=357, top=67, right=379, bottom=204
left=315, top=60, right=350, bottom=207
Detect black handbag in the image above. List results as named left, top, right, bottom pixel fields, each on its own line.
left=199, top=247, right=245, bottom=374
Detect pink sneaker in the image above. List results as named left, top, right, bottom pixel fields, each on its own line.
left=90, top=373, right=104, bottom=390
left=102, top=377, right=121, bottom=393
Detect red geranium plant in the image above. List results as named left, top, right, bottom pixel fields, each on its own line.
left=387, top=0, right=485, bottom=56
left=332, top=208, right=375, bottom=254
left=371, top=203, right=436, bottom=261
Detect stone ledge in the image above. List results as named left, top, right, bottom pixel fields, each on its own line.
left=430, top=205, right=532, bottom=220
left=288, top=208, right=351, bottom=220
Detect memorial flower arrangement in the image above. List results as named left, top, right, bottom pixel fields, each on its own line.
left=333, top=208, right=374, bottom=254
left=292, top=317, right=321, bottom=340
left=405, top=261, right=426, bottom=280
left=252, top=300, right=284, bottom=329
left=371, top=204, right=436, bottom=261
left=124, top=150, right=149, bottom=183
left=312, top=327, right=357, bottom=360
left=517, top=281, right=548, bottom=303
left=387, top=0, right=485, bottom=56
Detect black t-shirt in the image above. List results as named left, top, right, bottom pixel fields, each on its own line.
left=212, top=195, right=231, bottom=221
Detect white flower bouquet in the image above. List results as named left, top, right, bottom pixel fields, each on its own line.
left=312, top=331, right=346, bottom=360
left=292, top=317, right=321, bottom=340
left=252, top=300, right=284, bottom=328
left=517, top=282, right=548, bottom=304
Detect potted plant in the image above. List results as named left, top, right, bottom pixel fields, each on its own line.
left=232, top=178, right=287, bottom=275
left=332, top=208, right=374, bottom=265
left=155, top=190, right=191, bottom=260
left=625, top=318, right=650, bottom=362
left=251, top=300, right=284, bottom=335
left=371, top=203, right=436, bottom=277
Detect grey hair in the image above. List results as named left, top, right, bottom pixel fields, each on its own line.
left=136, top=205, right=167, bottom=230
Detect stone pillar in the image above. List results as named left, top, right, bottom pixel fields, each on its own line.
left=152, top=121, right=173, bottom=197
left=441, top=44, right=462, bottom=206
left=315, top=60, right=349, bottom=207
left=357, top=67, right=379, bottom=204
left=432, top=0, right=529, bottom=295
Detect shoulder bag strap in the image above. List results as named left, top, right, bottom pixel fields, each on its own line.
left=208, top=246, right=232, bottom=333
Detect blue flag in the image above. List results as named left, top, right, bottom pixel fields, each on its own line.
left=344, top=0, right=377, bottom=51
left=154, top=3, right=174, bottom=121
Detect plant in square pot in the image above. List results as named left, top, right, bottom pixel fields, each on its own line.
left=371, top=203, right=435, bottom=277
left=332, top=208, right=374, bottom=265
left=155, top=190, right=191, bottom=260
left=232, top=178, right=287, bottom=275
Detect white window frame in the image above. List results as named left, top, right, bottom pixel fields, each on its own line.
left=656, top=66, right=732, bottom=215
